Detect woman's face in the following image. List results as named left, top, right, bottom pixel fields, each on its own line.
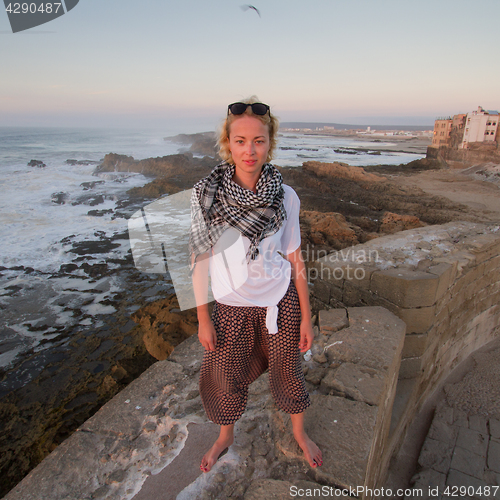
left=228, top=114, right=270, bottom=178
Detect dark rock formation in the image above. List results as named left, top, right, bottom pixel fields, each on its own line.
left=300, top=210, right=359, bottom=251
left=281, top=162, right=469, bottom=249
left=80, top=181, right=105, bottom=190
left=165, top=132, right=218, bottom=158
left=51, top=192, right=68, bottom=205
left=379, top=211, right=426, bottom=234
left=95, top=152, right=217, bottom=181
left=28, top=160, right=46, bottom=168
left=364, top=158, right=442, bottom=175
left=131, top=294, right=199, bottom=360
left=87, top=209, right=113, bottom=217
left=302, top=160, right=385, bottom=182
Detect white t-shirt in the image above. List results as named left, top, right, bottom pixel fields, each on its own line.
left=209, top=184, right=301, bottom=333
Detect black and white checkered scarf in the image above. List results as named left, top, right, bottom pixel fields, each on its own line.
left=189, top=162, right=286, bottom=266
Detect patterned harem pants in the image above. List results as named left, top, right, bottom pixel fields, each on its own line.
left=199, top=280, right=311, bottom=425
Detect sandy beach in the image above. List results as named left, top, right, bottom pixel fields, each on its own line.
left=390, top=169, right=500, bottom=222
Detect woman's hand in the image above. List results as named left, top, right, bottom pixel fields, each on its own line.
left=192, top=252, right=216, bottom=351
left=299, top=319, right=314, bottom=353
left=198, top=319, right=217, bottom=351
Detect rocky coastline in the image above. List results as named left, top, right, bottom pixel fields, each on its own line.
left=1, top=132, right=496, bottom=497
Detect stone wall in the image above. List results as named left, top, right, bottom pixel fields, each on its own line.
left=309, top=221, right=500, bottom=466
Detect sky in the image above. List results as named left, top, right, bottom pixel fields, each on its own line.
left=1, top=0, right=499, bottom=131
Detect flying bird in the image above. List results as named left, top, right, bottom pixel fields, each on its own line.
left=240, top=4, right=261, bottom=17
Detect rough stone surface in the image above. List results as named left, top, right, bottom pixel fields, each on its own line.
left=80, top=360, right=184, bottom=437
left=446, top=469, right=489, bottom=492
left=409, top=468, right=446, bottom=498
left=302, top=160, right=384, bottom=183
left=488, top=439, right=500, bottom=473
left=468, top=415, right=489, bottom=435
left=371, top=268, right=439, bottom=308
left=398, top=305, right=435, bottom=334
left=418, top=437, right=454, bottom=474
left=401, top=333, right=428, bottom=359
left=323, top=307, right=406, bottom=370
left=274, top=394, right=378, bottom=490
left=444, top=344, right=500, bottom=417
left=450, top=446, right=486, bottom=479
left=301, top=210, right=359, bottom=249
left=427, top=418, right=459, bottom=445
left=132, top=423, right=220, bottom=500
left=325, top=362, right=386, bottom=406
left=491, top=419, right=500, bottom=440
left=379, top=211, right=426, bottom=235
left=131, top=296, right=198, bottom=360
left=455, top=428, right=489, bottom=457
left=411, top=340, right=500, bottom=500
left=318, top=308, right=349, bottom=334
left=398, top=356, right=423, bottom=379
left=3, top=430, right=105, bottom=500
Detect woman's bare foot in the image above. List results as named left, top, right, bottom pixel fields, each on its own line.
left=294, top=431, right=323, bottom=468
left=200, top=425, right=234, bottom=473
left=290, top=411, right=323, bottom=468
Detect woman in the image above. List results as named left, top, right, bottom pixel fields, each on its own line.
left=190, top=97, right=322, bottom=473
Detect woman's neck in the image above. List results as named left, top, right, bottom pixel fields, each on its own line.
left=232, top=168, right=262, bottom=193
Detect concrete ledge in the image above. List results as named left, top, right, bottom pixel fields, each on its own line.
left=371, top=268, right=439, bottom=308
left=4, top=339, right=205, bottom=500
left=5, top=305, right=406, bottom=500
left=312, top=306, right=406, bottom=496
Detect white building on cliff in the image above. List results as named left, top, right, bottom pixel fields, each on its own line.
left=461, top=106, right=499, bottom=149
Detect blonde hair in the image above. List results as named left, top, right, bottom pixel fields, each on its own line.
left=218, top=96, right=279, bottom=164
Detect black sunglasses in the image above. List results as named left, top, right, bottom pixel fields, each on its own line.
left=228, top=102, right=270, bottom=116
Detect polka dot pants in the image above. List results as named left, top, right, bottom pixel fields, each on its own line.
left=199, top=280, right=311, bottom=425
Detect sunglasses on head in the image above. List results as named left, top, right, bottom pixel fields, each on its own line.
left=228, top=102, right=270, bottom=116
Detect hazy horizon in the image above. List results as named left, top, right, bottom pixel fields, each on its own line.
left=0, top=115, right=436, bottom=133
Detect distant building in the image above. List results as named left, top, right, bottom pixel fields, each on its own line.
left=429, top=106, right=499, bottom=150
left=461, top=106, right=499, bottom=149
left=431, top=117, right=453, bottom=147
left=427, top=106, right=500, bottom=165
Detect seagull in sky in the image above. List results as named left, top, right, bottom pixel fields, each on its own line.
left=240, top=4, right=261, bottom=17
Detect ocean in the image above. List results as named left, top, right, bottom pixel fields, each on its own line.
left=274, top=132, right=423, bottom=167
left=0, top=127, right=183, bottom=374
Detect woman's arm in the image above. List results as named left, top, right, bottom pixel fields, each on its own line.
left=192, top=253, right=217, bottom=351
left=285, top=247, right=314, bottom=353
